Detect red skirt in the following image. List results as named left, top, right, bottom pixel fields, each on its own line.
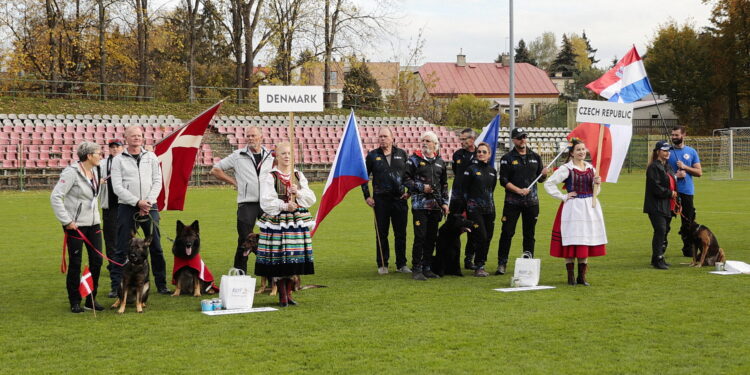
left=550, top=203, right=606, bottom=258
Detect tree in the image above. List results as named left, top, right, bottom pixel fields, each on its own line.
left=549, top=33, right=577, bottom=77
left=581, top=30, right=599, bottom=66
left=268, top=0, right=307, bottom=84
left=569, top=35, right=591, bottom=72
left=342, top=59, right=382, bottom=111
left=511, top=39, right=536, bottom=65
left=527, top=32, right=556, bottom=71
left=444, top=95, right=495, bottom=130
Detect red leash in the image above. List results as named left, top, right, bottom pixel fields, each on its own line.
left=60, top=229, right=124, bottom=274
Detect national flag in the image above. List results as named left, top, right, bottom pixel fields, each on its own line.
left=78, top=266, right=94, bottom=298
left=155, top=101, right=223, bottom=211
left=311, top=111, right=369, bottom=237
left=474, top=114, right=500, bottom=166
left=570, top=46, right=652, bottom=183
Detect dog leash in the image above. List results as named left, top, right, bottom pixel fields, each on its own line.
left=60, top=228, right=124, bottom=274
left=132, top=211, right=160, bottom=239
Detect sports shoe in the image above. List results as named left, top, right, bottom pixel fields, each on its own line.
left=377, top=267, right=388, bottom=275
left=422, top=269, right=440, bottom=279
left=396, top=266, right=412, bottom=273
left=474, top=268, right=489, bottom=277
left=412, top=272, right=427, bottom=281
left=157, top=287, right=172, bottom=295
left=71, top=304, right=84, bottom=313
left=652, top=257, right=669, bottom=270
left=84, top=300, right=105, bottom=311
left=464, top=260, right=477, bottom=270
left=108, top=290, right=117, bottom=298
left=495, top=264, right=506, bottom=275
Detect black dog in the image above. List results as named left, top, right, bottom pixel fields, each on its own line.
left=432, top=214, right=474, bottom=276
left=172, top=220, right=215, bottom=297
left=688, top=221, right=727, bottom=267
left=112, top=235, right=151, bottom=313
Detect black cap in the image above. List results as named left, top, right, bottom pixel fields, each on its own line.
left=511, top=128, right=527, bottom=139
left=108, top=139, right=123, bottom=146
left=654, top=140, right=672, bottom=151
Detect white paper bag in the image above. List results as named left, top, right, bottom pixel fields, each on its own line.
left=219, top=268, right=256, bottom=310
left=513, top=253, right=541, bottom=287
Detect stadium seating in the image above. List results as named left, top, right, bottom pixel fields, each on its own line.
left=0, top=113, right=569, bottom=170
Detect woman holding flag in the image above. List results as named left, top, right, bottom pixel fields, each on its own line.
left=255, top=142, right=316, bottom=307
left=543, top=138, right=607, bottom=286
left=50, top=141, right=105, bottom=313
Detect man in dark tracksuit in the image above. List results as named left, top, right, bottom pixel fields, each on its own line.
left=99, top=139, right=123, bottom=298
left=462, top=147, right=497, bottom=276
left=496, top=128, right=548, bottom=275
left=362, top=127, right=411, bottom=275
left=404, top=132, right=449, bottom=281
left=450, top=128, right=478, bottom=270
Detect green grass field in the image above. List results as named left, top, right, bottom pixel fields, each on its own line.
left=1, top=172, right=749, bottom=374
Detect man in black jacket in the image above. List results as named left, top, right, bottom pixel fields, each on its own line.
left=101, top=139, right=123, bottom=298
left=451, top=128, right=478, bottom=270
left=362, top=127, right=411, bottom=275
left=496, top=128, right=548, bottom=275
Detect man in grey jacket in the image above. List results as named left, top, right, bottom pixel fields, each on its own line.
left=211, top=126, right=273, bottom=273
left=111, top=126, right=170, bottom=295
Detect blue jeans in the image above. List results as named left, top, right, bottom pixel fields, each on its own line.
left=111, top=204, right=167, bottom=289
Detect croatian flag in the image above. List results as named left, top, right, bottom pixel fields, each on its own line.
left=570, top=46, right=652, bottom=183
left=78, top=266, right=94, bottom=298
left=155, top=101, right=223, bottom=211
left=311, top=111, right=368, bottom=237
left=474, top=114, right=500, bottom=167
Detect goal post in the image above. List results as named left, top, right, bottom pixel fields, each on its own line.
left=711, top=127, right=750, bottom=180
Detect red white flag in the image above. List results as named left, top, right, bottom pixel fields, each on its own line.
left=155, top=101, right=223, bottom=211
left=78, top=266, right=94, bottom=298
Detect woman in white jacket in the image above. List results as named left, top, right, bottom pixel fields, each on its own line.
left=255, top=142, right=316, bottom=307
left=543, top=139, right=607, bottom=286
left=50, top=141, right=105, bottom=313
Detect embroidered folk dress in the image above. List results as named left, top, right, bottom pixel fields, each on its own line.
left=544, top=161, right=607, bottom=258
left=255, top=168, right=316, bottom=277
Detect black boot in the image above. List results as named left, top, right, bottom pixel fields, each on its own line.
left=422, top=266, right=440, bottom=279
left=576, top=263, right=590, bottom=286
left=566, top=263, right=576, bottom=286
left=652, top=256, right=669, bottom=270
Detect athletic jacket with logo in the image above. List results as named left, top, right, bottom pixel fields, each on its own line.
left=50, top=163, right=102, bottom=227
left=361, top=146, right=408, bottom=199
left=498, top=147, right=546, bottom=207
left=404, top=151, right=448, bottom=211
left=111, top=149, right=162, bottom=207
left=214, top=146, right=274, bottom=204
left=463, top=160, right=497, bottom=214
left=451, top=148, right=477, bottom=197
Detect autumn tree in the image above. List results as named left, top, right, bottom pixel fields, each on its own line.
left=444, top=95, right=495, bottom=130
left=342, top=59, right=382, bottom=111
left=527, top=32, right=556, bottom=71
left=549, top=33, right=577, bottom=77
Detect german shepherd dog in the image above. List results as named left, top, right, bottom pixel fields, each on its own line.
left=112, top=235, right=151, bottom=313
left=688, top=221, right=727, bottom=267
left=432, top=214, right=474, bottom=277
left=172, top=220, right=215, bottom=297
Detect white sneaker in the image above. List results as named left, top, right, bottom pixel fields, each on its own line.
left=396, top=266, right=412, bottom=273
left=378, top=267, right=388, bottom=275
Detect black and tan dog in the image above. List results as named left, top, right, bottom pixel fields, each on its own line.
left=688, top=221, right=727, bottom=267
left=172, top=220, right=216, bottom=297
left=112, top=235, right=151, bottom=314
left=432, top=214, right=474, bottom=277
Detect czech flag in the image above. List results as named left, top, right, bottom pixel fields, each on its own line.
left=155, top=100, right=223, bottom=211
left=78, top=266, right=94, bottom=298
left=570, top=46, right=652, bottom=183
left=311, top=111, right=368, bottom=237
left=474, top=114, right=500, bottom=167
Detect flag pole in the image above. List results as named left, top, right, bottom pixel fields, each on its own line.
left=288, top=111, right=297, bottom=188
left=154, top=97, right=228, bottom=147
left=372, top=208, right=387, bottom=273
left=650, top=92, right=671, bottom=137
left=593, top=123, right=605, bottom=208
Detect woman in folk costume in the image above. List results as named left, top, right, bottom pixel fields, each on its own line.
left=255, top=142, right=316, bottom=307
left=543, top=138, right=607, bottom=286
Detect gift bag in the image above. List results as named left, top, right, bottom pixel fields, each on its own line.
left=513, top=252, right=541, bottom=287
left=219, top=268, right=256, bottom=310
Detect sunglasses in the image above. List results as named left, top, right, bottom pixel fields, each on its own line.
left=476, top=150, right=489, bottom=154
left=514, top=135, right=527, bottom=140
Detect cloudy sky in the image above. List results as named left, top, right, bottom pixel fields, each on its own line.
left=371, top=0, right=714, bottom=67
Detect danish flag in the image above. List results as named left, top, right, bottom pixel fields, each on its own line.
left=78, top=266, right=94, bottom=298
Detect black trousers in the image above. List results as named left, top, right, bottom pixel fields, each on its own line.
left=677, top=193, right=696, bottom=255
left=112, top=204, right=167, bottom=289
left=102, top=206, right=118, bottom=290
left=64, top=225, right=103, bottom=305
left=467, top=211, right=495, bottom=268
left=234, top=202, right=263, bottom=273
left=411, top=209, right=442, bottom=270
left=449, top=197, right=475, bottom=263
left=497, top=203, right=539, bottom=265
left=373, top=195, right=408, bottom=268
left=648, top=213, right=672, bottom=261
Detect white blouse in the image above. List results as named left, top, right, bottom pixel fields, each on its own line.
left=543, top=161, right=599, bottom=202
left=259, top=167, right=316, bottom=215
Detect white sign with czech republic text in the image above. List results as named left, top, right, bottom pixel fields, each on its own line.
left=259, top=86, right=324, bottom=112
left=576, top=99, right=634, bottom=126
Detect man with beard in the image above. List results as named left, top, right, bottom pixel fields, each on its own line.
left=362, top=127, right=411, bottom=275
left=667, top=125, right=702, bottom=257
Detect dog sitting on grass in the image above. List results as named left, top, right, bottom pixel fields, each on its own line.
left=432, top=214, right=474, bottom=277
left=112, top=235, right=151, bottom=314
left=688, top=221, right=727, bottom=267
left=171, top=220, right=218, bottom=297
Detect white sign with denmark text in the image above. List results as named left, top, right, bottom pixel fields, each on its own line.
left=259, top=86, right=324, bottom=112
left=576, top=99, right=634, bottom=126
